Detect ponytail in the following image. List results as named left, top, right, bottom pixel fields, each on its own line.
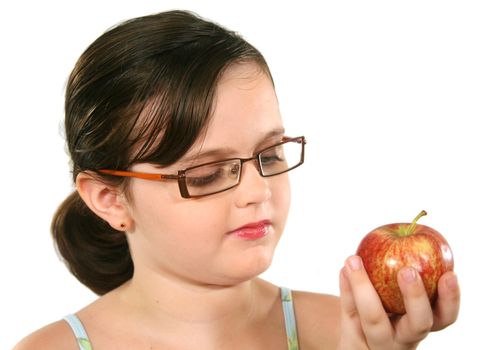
left=51, top=191, right=133, bottom=295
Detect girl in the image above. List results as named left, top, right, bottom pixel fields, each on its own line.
left=14, top=10, right=459, bottom=350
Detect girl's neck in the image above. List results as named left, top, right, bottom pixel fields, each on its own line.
left=82, top=272, right=283, bottom=348
left=114, top=269, right=261, bottom=326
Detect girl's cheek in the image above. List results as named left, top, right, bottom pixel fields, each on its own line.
left=274, top=176, right=291, bottom=203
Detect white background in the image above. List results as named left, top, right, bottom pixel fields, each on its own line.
left=1, top=1, right=482, bottom=348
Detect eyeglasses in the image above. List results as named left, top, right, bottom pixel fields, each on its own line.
left=99, top=136, right=305, bottom=199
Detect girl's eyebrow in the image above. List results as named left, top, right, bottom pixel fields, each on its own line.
left=180, top=127, right=286, bottom=164
left=253, top=127, right=287, bottom=150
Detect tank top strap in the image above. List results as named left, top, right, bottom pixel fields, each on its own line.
left=280, top=287, right=300, bottom=350
left=64, top=314, right=93, bottom=350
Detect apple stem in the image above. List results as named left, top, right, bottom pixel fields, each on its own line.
left=406, top=210, right=427, bottom=236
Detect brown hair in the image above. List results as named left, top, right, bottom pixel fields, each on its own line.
left=52, top=10, right=272, bottom=295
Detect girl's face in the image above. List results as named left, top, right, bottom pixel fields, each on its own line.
left=125, top=63, right=291, bottom=286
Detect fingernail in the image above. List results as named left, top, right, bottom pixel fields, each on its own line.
left=401, top=267, right=417, bottom=283
left=446, top=273, right=458, bottom=290
left=347, top=256, right=362, bottom=271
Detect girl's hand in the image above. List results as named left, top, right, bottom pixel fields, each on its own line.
left=337, top=255, right=460, bottom=350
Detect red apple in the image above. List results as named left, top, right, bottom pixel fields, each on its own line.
left=356, top=210, right=454, bottom=314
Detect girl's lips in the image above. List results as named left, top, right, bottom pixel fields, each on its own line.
left=228, top=220, right=271, bottom=240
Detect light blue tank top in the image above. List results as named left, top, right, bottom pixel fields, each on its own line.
left=64, top=287, right=299, bottom=350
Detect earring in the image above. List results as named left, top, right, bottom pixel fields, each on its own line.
left=120, top=223, right=126, bottom=229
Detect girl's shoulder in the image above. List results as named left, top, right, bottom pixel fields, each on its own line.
left=12, top=319, right=79, bottom=350
left=292, top=290, right=341, bottom=349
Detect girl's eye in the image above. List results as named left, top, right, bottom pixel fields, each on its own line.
left=186, top=168, right=224, bottom=187
left=261, top=154, right=284, bottom=164
left=260, top=148, right=285, bottom=166
left=260, top=144, right=285, bottom=166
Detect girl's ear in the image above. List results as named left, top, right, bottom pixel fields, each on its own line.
left=76, top=172, right=133, bottom=231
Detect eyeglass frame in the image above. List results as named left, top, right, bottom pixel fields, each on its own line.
left=98, top=135, right=306, bottom=199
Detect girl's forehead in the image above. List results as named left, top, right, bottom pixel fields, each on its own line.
left=217, top=62, right=266, bottom=85
left=157, top=65, right=282, bottom=170
left=199, top=67, right=281, bottom=147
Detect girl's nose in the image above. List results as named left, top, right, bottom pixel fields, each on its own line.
left=233, top=160, right=271, bottom=207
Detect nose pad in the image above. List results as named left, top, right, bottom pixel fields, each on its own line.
left=229, top=162, right=241, bottom=180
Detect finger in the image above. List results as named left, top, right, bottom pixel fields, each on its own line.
left=431, top=271, right=460, bottom=331
left=338, top=267, right=367, bottom=348
left=339, top=267, right=357, bottom=320
left=344, top=256, right=393, bottom=349
left=394, top=267, right=433, bottom=345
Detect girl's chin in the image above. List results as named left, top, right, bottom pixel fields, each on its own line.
left=225, top=249, right=275, bottom=283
